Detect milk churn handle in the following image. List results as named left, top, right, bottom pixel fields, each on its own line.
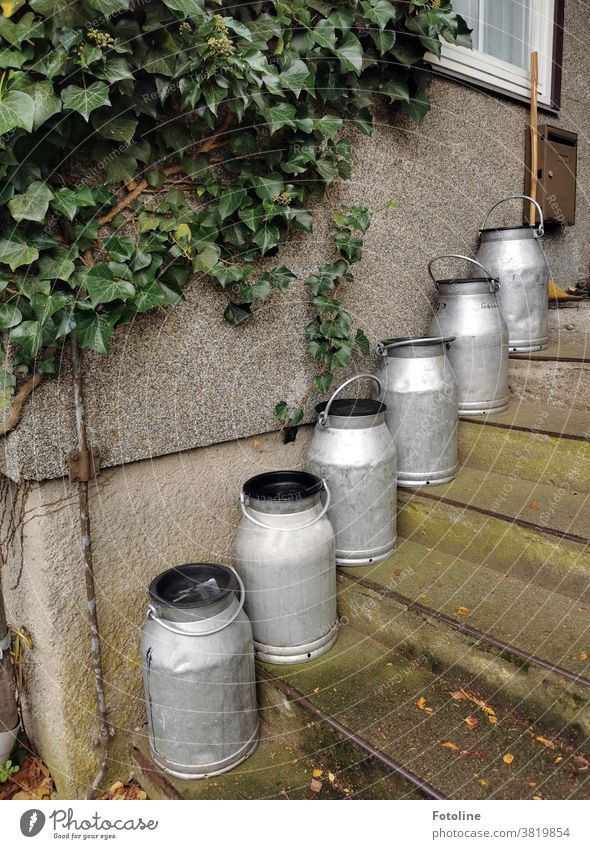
left=146, top=567, right=246, bottom=636
left=238, top=480, right=331, bottom=530
left=318, top=373, right=383, bottom=427
left=480, top=195, right=544, bottom=238
left=428, top=255, right=497, bottom=292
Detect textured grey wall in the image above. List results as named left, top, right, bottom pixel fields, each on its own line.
left=2, top=0, right=589, bottom=482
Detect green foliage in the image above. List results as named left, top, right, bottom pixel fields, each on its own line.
left=0, top=0, right=469, bottom=411
left=0, top=759, right=19, bottom=783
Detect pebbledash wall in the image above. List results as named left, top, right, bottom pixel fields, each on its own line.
left=2, top=2, right=590, bottom=797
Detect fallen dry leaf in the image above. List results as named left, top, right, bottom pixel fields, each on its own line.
left=417, top=696, right=433, bottom=714
left=313, top=687, right=320, bottom=694
left=580, top=652, right=588, bottom=661
left=503, top=753, right=514, bottom=765
left=526, top=777, right=537, bottom=788
left=460, top=689, right=498, bottom=724
left=533, top=795, right=543, bottom=800
left=310, top=779, right=322, bottom=793
left=450, top=690, right=466, bottom=701
left=312, top=768, right=323, bottom=779
left=529, top=501, right=540, bottom=511
left=478, top=778, right=488, bottom=787
left=535, top=736, right=556, bottom=750
left=464, top=715, right=480, bottom=731
left=442, top=742, right=460, bottom=751
left=454, top=606, right=470, bottom=616
left=252, top=439, right=260, bottom=449
left=328, top=772, right=336, bottom=784
left=555, top=756, right=563, bottom=764
left=573, top=755, right=590, bottom=770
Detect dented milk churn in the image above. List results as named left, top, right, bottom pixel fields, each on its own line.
left=377, top=337, right=459, bottom=488
left=307, top=374, right=397, bottom=566
left=236, top=471, right=337, bottom=664
left=427, top=255, right=509, bottom=416
left=475, top=195, right=549, bottom=352
left=142, top=563, right=259, bottom=779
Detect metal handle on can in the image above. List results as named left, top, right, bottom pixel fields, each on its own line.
left=480, top=194, right=544, bottom=238
left=238, top=479, right=331, bottom=530
left=318, top=373, right=382, bottom=428
left=428, top=254, right=499, bottom=293
left=146, top=566, right=246, bottom=636
left=376, top=336, right=456, bottom=356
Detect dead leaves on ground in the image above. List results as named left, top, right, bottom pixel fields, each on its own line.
left=99, top=781, right=147, bottom=801
left=451, top=688, right=498, bottom=725
left=0, top=753, right=54, bottom=801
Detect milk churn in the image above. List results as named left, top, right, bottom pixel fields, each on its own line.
left=475, top=195, right=549, bottom=352
left=142, top=563, right=259, bottom=779
left=427, top=255, right=509, bottom=416
left=236, top=471, right=337, bottom=664
left=307, top=374, right=397, bottom=567
left=376, top=337, right=458, bottom=488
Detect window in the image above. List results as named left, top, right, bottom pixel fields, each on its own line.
left=427, top=0, right=564, bottom=110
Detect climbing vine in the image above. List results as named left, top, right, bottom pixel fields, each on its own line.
left=0, top=0, right=469, bottom=430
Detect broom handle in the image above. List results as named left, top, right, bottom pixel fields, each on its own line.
left=529, top=51, right=539, bottom=226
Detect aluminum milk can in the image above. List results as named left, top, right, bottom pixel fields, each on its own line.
left=142, top=563, right=259, bottom=779
left=377, top=336, right=458, bottom=488
left=307, top=374, right=397, bottom=567
left=475, top=195, right=549, bottom=352
left=236, top=470, right=337, bottom=664
left=427, top=255, right=509, bottom=416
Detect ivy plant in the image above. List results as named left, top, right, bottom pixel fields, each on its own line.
left=0, top=0, right=469, bottom=430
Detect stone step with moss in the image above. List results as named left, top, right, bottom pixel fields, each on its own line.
left=259, top=625, right=590, bottom=800
left=508, top=339, right=590, bottom=412
left=337, top=539, right=590, bottom=738
left=459, top=400, right=590, bottom=493
left=397, top=466, right=590, bottom=603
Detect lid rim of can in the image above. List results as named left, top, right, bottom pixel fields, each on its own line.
left=243, top=470, right=323, bottom=502
left=148, top=563, right=238, bottom=609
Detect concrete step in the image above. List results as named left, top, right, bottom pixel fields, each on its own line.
left=549, top=301, right=590, bottom=348
left=508, top=339, right=590, bottom=411
left=337, top=539, right=590, bottom=737
left=130, top=720, right=409, bottom=800
left=259, top=625, right=590, bottom=800
left=397, top=466, right=590, bottom=603
left=459, top=400, right=590, bottom=493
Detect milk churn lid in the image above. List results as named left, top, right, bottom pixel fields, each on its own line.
left=315, top=398, right=386, bottom=417
left=148, top=563, right=238, bottom=609
left=243, top=470, right=323, bottom=501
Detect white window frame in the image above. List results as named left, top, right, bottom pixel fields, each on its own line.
left=426, top=0, right=557, bottom=109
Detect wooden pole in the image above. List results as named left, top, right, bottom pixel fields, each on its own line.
left=529, top=51, right=539, bottom=225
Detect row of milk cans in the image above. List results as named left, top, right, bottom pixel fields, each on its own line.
left=141, top=194, right=549, bottom=779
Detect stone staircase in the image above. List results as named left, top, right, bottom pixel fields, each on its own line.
left=131, top=312, right=590, bottom=801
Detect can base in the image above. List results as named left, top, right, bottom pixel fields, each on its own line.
left=149, top=723, right=259, bottom=780
left=336, top=540, right=396, bottom=567
left=509, top=339, right=549, bottom=352
left=458, top=398, right=509, bottom=416
left=398, top=466, right=458, bottom=489
left=255, top=621, right=339, bottom=665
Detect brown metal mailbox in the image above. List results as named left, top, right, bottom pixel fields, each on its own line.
left=525, top=124, right=577, bottom=225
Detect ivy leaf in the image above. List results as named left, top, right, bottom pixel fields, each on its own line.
left=218, top=188, right=247, bottom=221
left=238, top=278, right=271, bottom=302
left=31, top=292, right=72, bottom=325
left=0, top=89, right=34, bottom=134
left=335, top=31, right=364, bottom=74
left=192, top=243, right=221, bottom=273
left=363, top=0, right=397, bottom=30
left=280, top=59, right=310, bottom=97
left=400, top=92, right=431, bottom=123
left=104, top=236, right=135, bottom=262
left=92, top=114, right=138, bottom=143
left=36, top=255, right=75, bottom=282
left=327, top=339, right=353, bottom=369
left=88, top=0, right=129, bottom=13
left=51, top=187, right=95, bottom=221
left=0, top=302, right=22, bottom=329
left=355, top=328, right=370, bottom=356
left=382, top=76, right=410, bottom=103
left=255, top=173, right=284, bottom=201
left=315, top=115, right=343, bottom=139
left=275, top=401, right=289, bottom=421
left=8, top=182, right=54, bottom=223
left=253, top=224, right=280, bottom=255
left=211, top=263, right=253, bottom=287
left=315, top=372, right=335, bottom=393
left=84, top=264, right=136, bottom=307
left=224, top=17, right=253, bottom=41
left=133, top=282, right=166, bottom=313
left=351, top=107, right=373, bottom=136
left=74, top=311, right=117, bottom=355
left=268, top=265, right=297, bottom=292
left=314, top=20, right=336, bottom=49
left=224, top=302, right=252, bottom=325
left=263, top=102, right=297, bottom=134
left=10, top=320, right=43, bottom=357
left=162, top=0, right=205, bottom=13
left=312, top=295, right=341, bottom=314
left=0, top=240, right=38, bottom=271
left=12, top=80, right=61, bottom=130
left=320, top=312, right=351, bottom=339
left=62, top=82, right=111, bottom=122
